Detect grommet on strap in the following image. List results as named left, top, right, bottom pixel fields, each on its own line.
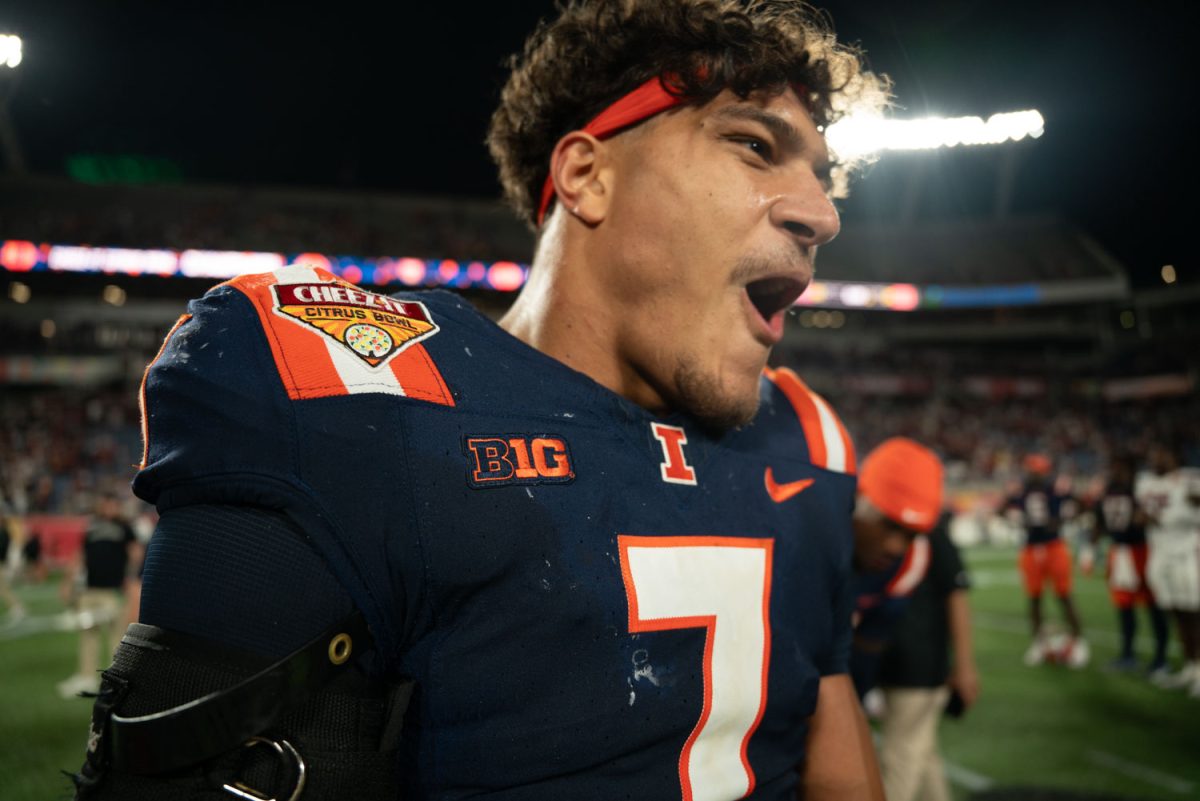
left=327, top=633, right=352, bottom=666
left=221, top=736, right=306, bottom=801
left=108, top=611, right=370, bottom=776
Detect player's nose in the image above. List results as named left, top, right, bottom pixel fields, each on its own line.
left=769, top=169, right=840, bottom=248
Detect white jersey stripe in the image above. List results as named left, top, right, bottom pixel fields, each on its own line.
left=889, top=536, right=931, bottom=597
left=809, top=392, right=846, bottom=473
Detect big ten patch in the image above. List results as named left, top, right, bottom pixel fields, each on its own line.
left=463, top=434, right=575, bottom=489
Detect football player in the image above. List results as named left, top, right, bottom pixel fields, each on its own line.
left=1091, top=453, right=1169, bottom=674
left=71, top=2, right=890, bottom=799
left=1136, top=443, right=1200, bottom=695
left=849, top=438, right=945, bottom=699
left=1006, top=453, right=1089, bottom=667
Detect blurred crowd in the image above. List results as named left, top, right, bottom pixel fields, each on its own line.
left=834, top=393, right=1200, bottom=488
left=0, top=388, right=144, bottom=519
left=2, top=382, right=1195, bottom=523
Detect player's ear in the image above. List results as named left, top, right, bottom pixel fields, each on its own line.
left=547, top=132, right=612, bottom=225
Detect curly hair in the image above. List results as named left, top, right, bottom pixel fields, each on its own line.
left=487, top=0, right=890, bottom=228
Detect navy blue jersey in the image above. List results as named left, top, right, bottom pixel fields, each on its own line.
left=1007, top=480, right=1073, bottom=545
left=134, top=265, right=859, bottom=801
left=1098, top=481, right=1145, bottom=546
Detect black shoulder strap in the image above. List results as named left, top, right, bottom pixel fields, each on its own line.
left=108, top=611, right=371, bottom=775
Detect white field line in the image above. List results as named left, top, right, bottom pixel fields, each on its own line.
left=943, top=759, right=995, bottom=792
left=0, top=609, right=118, bottom=641
left=970, top=568, right=1021, bottom=588
left=1086, top=749, right=1196, bottom=795
left=965, top=548, right=1023, bottom=563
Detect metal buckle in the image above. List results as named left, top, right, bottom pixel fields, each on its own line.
left=221, top=736, right=307, bottom=801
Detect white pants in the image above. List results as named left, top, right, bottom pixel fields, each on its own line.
left=77, top=588, right=124, bottom=678
left=1148, top=533, right=1200, bottom=611
left=879, top=686, right=952, bottom=801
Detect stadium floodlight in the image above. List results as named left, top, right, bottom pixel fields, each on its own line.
left=827, top=109, right=1044, bottom=159
left=0, top=34, right=22, bottom=69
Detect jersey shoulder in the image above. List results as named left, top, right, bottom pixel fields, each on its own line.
left=208, top=264, right=460, bottom=406
left=135, top=265, right=485, bottom=503
left=753, top=366, right=856, bottom=475
left=134, top=265, right=488, bottom=659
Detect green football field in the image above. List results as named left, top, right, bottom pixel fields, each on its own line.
left=1, top=546, right=1197, bottom=801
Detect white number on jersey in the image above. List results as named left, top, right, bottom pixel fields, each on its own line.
left=619, top=535, right=773, bottom=801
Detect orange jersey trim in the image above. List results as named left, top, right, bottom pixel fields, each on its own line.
left=222, top=268, right=454, bottom=406
left=764, top=367, right=856, bottom=474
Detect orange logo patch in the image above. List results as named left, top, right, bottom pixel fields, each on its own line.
left=763, top=467, right=814, bottom=503
left=464, top=434, right=575, bottom=489
left=272, top=281, right=439, bottom=368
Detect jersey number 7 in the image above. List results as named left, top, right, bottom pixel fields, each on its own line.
left=619, top=535, right=774, bottom=801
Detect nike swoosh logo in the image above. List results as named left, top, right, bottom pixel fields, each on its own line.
left=764, top=467, right=814, bottom=503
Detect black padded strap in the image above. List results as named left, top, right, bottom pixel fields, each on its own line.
left=108, top=611, right=371, bottom=775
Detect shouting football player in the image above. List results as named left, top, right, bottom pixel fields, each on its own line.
left=71, top=2, right=890, bottom=799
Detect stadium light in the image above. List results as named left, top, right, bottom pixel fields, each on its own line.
left=0, top=34, right=21, bottom=69
left=102, top=284, right=127, bottom=306
left=827, top=109, right=1045, bottom=159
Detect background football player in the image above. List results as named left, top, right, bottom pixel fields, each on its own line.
left=1006, top=453, right=1089, bottom=667
left=1091, top=452, right=1169, bottom=674
left=1136, top=443, right=1200, bottom=695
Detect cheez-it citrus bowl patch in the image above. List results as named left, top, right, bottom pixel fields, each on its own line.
left=272, top=281, right=439, bottom=368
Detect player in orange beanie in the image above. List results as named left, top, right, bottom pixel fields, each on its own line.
left=854, top=437, right=944, bottom=574
left=849, top=438, right=945, bottom=698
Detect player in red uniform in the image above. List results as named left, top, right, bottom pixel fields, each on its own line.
left=71, top=2, right=891, bottom=800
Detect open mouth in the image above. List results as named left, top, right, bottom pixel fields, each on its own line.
left=745, top=276, right=807, bottom=325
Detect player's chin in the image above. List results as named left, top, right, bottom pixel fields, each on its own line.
left=674, top=359, right=763, bottom=433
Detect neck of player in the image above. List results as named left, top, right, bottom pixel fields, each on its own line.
left=499, top=207, right=673, bottom=417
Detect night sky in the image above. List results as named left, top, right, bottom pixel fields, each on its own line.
left=0, top=1, right=1190, bottom=288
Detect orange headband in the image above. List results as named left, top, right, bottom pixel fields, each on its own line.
left=536, top=75, right=811, bottom=225
left=536, top=76, right=685, bottom=225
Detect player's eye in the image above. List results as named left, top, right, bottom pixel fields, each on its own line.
left=730, top=135, right=774, bottom=163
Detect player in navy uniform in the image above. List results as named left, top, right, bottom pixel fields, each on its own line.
left=71, top=2, right=890, bottom=799
left=1090, top=454, right=1169, bottom=673
left=1006, top=454, right=1088, bottom=667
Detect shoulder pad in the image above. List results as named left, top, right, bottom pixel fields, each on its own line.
left=214, top=264, right=454, bottom=406
left=763, top=366, right=856, bottom=475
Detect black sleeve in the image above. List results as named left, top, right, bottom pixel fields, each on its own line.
left=139, top=504, right=356, bottom=661
left=928, top=527, right=969, bottom=596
